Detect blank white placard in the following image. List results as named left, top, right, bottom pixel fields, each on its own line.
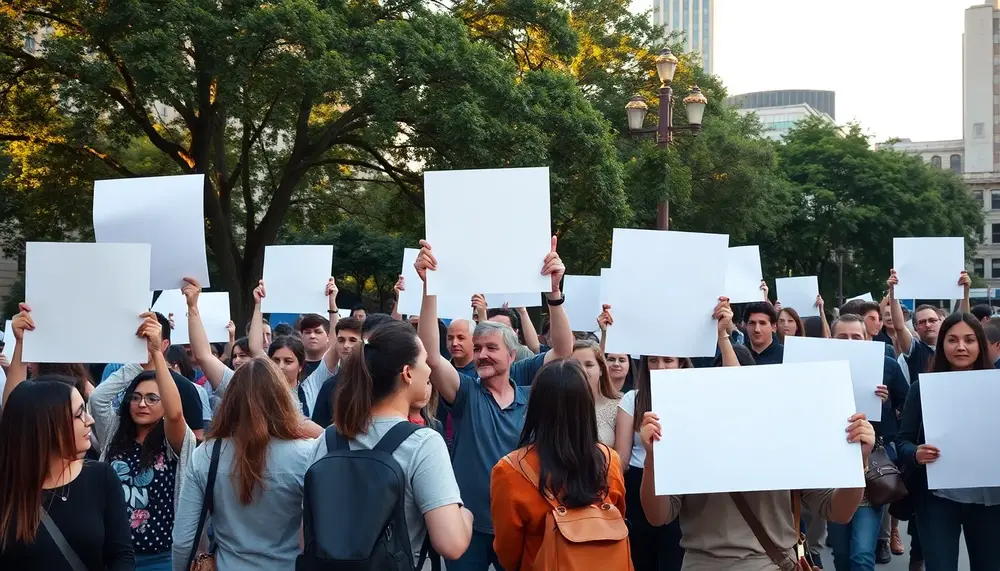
left=783, top=336, right=883, bottom=420
left=725, top=246, right=764, bottom=303
left=93, top=174, right=210, bottom=291
left=338, top=308, right=351, bottom=319
left=563, top=275, right=602, bottom=333
left=848, top=293, right=874, bottom=303
left=396, top=249, right=424, bottom=317
left=776, top=276, right=820, bottom=317
left=485, top=293, right=542, bottom=309
left=650, top=361, right=865, bottom=495
left=893, top=237, right=964, bottom=300
left=23, top=243, right=150, bottom=364
left=604, top=229, right=729, bottom=358
left=599, top=269, right=614, bottom=305
left=1, top=320, right=14, bottom=361
left=921, top=370, right=1000, bottom=489
left=424, top=168, right=551, bottom=297
left=261, top=245, right=333, bottom=314
left=153, top=290, right=231, bottom=345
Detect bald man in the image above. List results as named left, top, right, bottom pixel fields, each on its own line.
left=447, top=319, right=475, bottom=376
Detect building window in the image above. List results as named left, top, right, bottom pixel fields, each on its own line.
left=975, top=123, right=986, bottom=138
left=975, top=258, right=985, bottom=278
left=974, top=190, right=984, bottom=205
left=993, top=259, right=1000, bottom=278
left=992, top=190, right=1000, bottom=210
left=23, top=35, right=35, bottom=53
left=993, top=223, right=1000, bottom=243
left=950, top=154, right=962, bottom=173
left=931, top=155, right=942, bottom=168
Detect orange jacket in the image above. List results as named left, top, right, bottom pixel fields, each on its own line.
left=489, top=445, right=627, bottom=571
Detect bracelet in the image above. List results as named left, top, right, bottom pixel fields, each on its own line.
left=328, top=309, right=339, bottom=314
left=546, top=295, right=565, bottom=306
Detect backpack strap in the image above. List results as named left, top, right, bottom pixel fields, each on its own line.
left=373, top=421, right=423, bottom=454
left=324, top=425, right=349, bottom=452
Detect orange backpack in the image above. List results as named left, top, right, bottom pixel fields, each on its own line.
left=501, top=447, right=633, bottom=571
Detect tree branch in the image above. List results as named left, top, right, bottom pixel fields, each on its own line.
left=0, top=133, right=137, bottom=177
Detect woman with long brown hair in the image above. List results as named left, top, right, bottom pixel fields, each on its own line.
left=572, top=339, right=621, bottom=447
left=171, top=356, right=314, bottom=570
left=0, top=310, right=133, bottom=569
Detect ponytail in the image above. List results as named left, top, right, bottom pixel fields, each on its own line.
left=333, top=320, right=422, bottom=438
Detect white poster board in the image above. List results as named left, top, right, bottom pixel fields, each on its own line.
left=424, top=168, right=551, bottom=297
left=563, top=275, right=602, bottom=333
left=23, top=243, right=150, bottom=364
left=847, top=293, right=874, bottom=303
left=1, top=320, right=14, bottom=361
left=725, top=246, right=764, bottom=303
left=776, top=276, right=820, bottom=317
left=650, top=361, right=865, bottom=495
left=93, top=174, right=210, bottom=290
left=893, top=237, right=964, bottom=300
left=396, top=248, right=474, bottom=320
left=260, top=245, right=333, bottom=314
left=783, top=336, right=883, bottom=420
left=604, top=229, right=729, bottom=358
left=152, top=289, right=231, bottom=345
left=921, top=370, right=1000, bottom=489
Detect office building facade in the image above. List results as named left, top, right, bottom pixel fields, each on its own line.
left=728, top=90, right=836, bottom=120
left=653, top=0, right=714, bottom=74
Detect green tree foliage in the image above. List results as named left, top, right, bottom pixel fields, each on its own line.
left=0, top=0, right=628, bottom=322
left=760, top=116, right=984, bottom=303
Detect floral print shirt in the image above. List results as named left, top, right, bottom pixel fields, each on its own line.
left=110, top=440, right=178, bottom=554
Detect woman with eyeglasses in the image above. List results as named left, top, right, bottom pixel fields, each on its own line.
left=0, top=305, right=134, bottom=569
left=96, top=313, right=196, bottom=571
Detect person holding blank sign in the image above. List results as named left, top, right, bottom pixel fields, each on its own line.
left=414, top=236, right=575, bottom=571
left=897, top=312, right=1000, bottom=571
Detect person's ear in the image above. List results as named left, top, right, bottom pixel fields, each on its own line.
left=400, top=364, right=413, bottom=385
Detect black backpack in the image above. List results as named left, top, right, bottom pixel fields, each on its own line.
left=298, top=422, right=436, bottom=571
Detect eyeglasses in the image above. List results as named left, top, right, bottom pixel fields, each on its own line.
left=129, top=393, right=162, bottom=406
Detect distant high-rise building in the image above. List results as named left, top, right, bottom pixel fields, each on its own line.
left=653, top=0, right=714, bottom=74
left=962, top=2, right=1000, bottom=173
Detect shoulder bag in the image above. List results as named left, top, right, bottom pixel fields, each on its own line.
left=730, top=491, right=819, bottom=571
left=186, top=439, right=223, bottom=571
left=40, top=510, right=87, bottom=571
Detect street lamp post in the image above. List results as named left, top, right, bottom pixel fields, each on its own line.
left=625, top=47, right=709, bottom=230
left=833, top=246, right=853, bottom=307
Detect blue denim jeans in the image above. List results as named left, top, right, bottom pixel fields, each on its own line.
left=445, top=530, right=504, bottom=571
left=828, top=505, right=884, bottom=571
left=135, top=552, right=172, bottom=571
left=915, top=492, right=1000, bottom=571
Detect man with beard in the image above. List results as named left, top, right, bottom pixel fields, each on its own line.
left=414, top=237, right=574, bottom=571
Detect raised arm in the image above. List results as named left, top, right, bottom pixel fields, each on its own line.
left=517, top=307, right=541, bottom=354
left=597, top=305, right=613, bottom=354
left=817, top=295, right=831, bottom=339
left=715, top=298, right=740, bottom=367
left=958, top=271, right=971, bottom=314
left=887, top=270, right=913, bottom=357
left=542, top=236, right=572, bottom=362
left=638, top=412, right=680, bottom=526
left=1, top=303, right=32, bottom=406
left=221, top=321, right=236, bottom=362
left=248, top=280, right=267, bottom=358
left=139, top=312, right=187, bottom=454
left=322, top=278, right=341, bottom=373
left=182, top=278, right=230, bottom=391
left=415, top=241, right=461, bottom=404
left=390, top=274, right=405, bottom=321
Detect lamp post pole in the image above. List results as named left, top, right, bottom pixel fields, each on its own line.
left=625, top=47, right=708, bottom=231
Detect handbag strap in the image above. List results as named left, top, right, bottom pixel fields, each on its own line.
left=730, top=491, right=804, bottom=570
left=185, top=439, right=223, bottom=571
left=40, top=510, right=87, bottom=571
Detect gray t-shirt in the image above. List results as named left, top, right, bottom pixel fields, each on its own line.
left=171, top=437, right=315, bottom=571
left=310, top=417, right=463, bottom=559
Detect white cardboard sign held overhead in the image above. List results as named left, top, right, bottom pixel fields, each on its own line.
left=23, top=242, right=150, bottom=364
left=424, top=168, right=551, bottom=297
left=650, top=361, right=865, bottom=495
left=848, top=293, right=874, bottom=303
left=604, top=229, right=729, bottom=358
left=725, top=246, right=764, bottom=303
left=783, top=336, right=883, bottom=420
left=93, top=174, right=210, bottom=291
left=776, top=276, right=820, bottom=317
left=485, top=293, right=542, bottom=309
left=921, top=370, right=1000, bottom=489
left=261, top=245, right=333, bottom=314
left=152, top=289, right=231, bottom=345
left=563, top=275, right=602, bottom=333
left=893, top=237, right=964, bottom=300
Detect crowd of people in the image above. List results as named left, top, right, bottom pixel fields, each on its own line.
left=0, top=236, right=998, bottom=571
